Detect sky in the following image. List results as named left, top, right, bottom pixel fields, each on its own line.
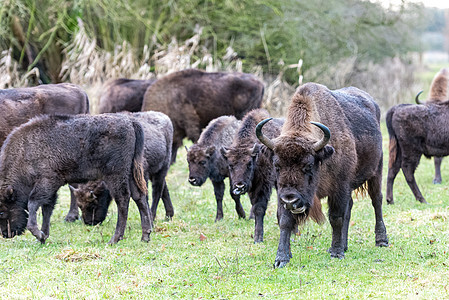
left=378, top=0, right=449, bottom=9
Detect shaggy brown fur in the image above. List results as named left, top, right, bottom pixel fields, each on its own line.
left=186, top=116, right=245, bottom=221
left=98, top=78, right=156, bottom=113
left=0, top=114, right=150, bottom=244
left=258, top=82, right=388, bottom=268
left=141, top=69, right=264, bottom=163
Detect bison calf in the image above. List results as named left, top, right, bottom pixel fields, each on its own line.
left=257, top=83, right=388, bottom=268
left=141, top=68, right=264, bottom=163
left=70, top=111, right=174, bottom=225
left=186, top=115, right=245, bottom=221
left=221, top=109, right=284, bottom=243
left=0, top=114, right=151, bottom=244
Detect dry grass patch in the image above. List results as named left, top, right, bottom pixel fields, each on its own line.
left=55, top=247, right=102, bottom=262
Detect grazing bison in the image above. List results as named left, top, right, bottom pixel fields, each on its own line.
left=413, top=68, right=449, bottom=184
left=186, top=115, right=246, bottom=221
left=257, top=83, right=388, bottom=268
left=0, top=83, right=90, bottom=223
left=220, top=109, right=284, bottom=243
left=70, top=111, right=174, bottom=225
left=98, top=78, right=156, bottom=113
left=141, top=69, right=264, bottom=163
left=0, top=114, right=152, bottom=244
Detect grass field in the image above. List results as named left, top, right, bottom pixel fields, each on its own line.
left=0, top=124, right=448, bottom=299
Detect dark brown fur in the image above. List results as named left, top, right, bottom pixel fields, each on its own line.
left=186, top=116, right=245, bottom=221
left=386, top=100, right=449, bottom=204
left=141, top=69, right=264, bottom=163
left=0, top=83, right=90, bottom=146
left=221, top=109, right=284, bottom=243
left=98, top=78, right=156, bottom=113
left=0, top=114, right=150, bottom=244
left=70, top=111, right=174, bottom=225
left=259, top=83, right=388, bottom=268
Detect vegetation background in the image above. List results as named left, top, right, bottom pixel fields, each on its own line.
left=0, top=0, right=448, bottom=298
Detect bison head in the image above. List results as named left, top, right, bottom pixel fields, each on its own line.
left=186, top=145, right=216, bottom=186
left=220, top=143, right=260, bottom=195
left=70, top=181, right=111, bottom=225
left=0, top=186, right=28, bottom=238
left=256, top=118, right=333, bottom=216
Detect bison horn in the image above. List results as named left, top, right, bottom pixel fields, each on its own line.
left=415, top=90, right=424, bottom=104
left=311, top=121, right=331, bottom=151
left=256, top=118, right=274, bottom=150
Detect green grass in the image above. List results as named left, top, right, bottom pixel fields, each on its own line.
left=0, top=125, right=448, bottom=299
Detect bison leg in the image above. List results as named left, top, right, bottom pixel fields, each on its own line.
left=130, top=181, right=153, bottom=242
left=212, top=180, right=225, bottom=221
left=26, top=201, right=47, bottom=243
left=149, top=175, right=163, bottom=220
left=230, top=191, right=246, bottom=219
left=328, top=189, right=352, bottom=259
left=41, top=200, right=56, bottom=237
left=386, top=148, right=402, bottom=205
left=367, top=171, right=389, bottom=248
left=251, top=195, right=269, bottom=243
left=433, top=157, right=443, bottom=184
left=109, top=184, right=131, bottom=244
left=161, top=183, right=174, bottom=220
left=274, top=208, right=295, bottom=268
left=402, top=156, right=427, bottom=204
left=65, top=184, right=80, bottom=222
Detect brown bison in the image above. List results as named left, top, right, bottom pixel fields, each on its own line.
left=141, top=69, right=264, bottom=163
left=413, top=68, right=449, bottom=184
left=220, top=109, right=285, bottom=243
left=257, top=83, right=388, bottom=268
left=98, top=78, right=156, bottom=113
left=69, top=111, right=174, bottom=225
left=0, top=83, right=90, bottom=223
left=0, top=114, right=151, bottom=244
left=386, top=87, right=449, bottom=204
left=186, top=115, right=245, bottom=221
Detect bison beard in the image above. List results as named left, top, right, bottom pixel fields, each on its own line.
left=0, top=114, right=151, bottom=244
left=257, top=82, right=388, bottom=268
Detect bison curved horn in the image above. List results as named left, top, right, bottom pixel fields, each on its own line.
left=256, top=118, right=275, bottom=150
left=311, top=121, right=331, bottom=151
left=415, top=90, right=424, bottom=104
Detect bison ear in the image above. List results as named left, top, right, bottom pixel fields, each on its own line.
left=316, top=145, right=334, bottom=162
left=251, top=143, right=260, bottom=157
left=220, top=147, right=229, bottom=159
left=4, top=186, right=14, bottom=202
left=206, top=146, right=216, bottom=157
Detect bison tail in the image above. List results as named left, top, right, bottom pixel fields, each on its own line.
left=132, top=121, right=148, bottom=194
left=385, top=107, right=400, bottom=169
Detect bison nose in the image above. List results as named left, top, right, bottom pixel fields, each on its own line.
left=188, top=177, right=197, bottom=185
left=281, top=193, right=299, bottom=204
left=280, top=193, right=307, bottom=214
left=232, top=183, right=246, bottom=195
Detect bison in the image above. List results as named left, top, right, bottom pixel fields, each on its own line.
left=386, top=91, right=449, bottom=203
left=220, top=109, right=284, bottom=243
left=413, top=68, right=449, bottom=184
left=141, top=69, right=264, bottom=163
left=97, top=78, right=156, bottom=113
left=69, top=111, right=174, bottom=225
left=0, top=83, right=90, bottom=222
left=0, top=114, right=152, bottom=244
left=256, top=83, right=389, bottom=268
left=186, top=115, right=246, bottom=221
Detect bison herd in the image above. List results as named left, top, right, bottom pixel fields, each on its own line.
left=0, top=67, right=447, bottom=268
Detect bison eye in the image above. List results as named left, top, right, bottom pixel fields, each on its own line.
left=199, top=161, right=206, bottom=166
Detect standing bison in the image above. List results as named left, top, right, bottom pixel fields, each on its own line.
left=70, top=111, right=174, bottom=225
left=186, top=115, right=245, bottom=221
left=98, top=78, right=156, bottom=113
left=257, top=83, right=388, bottom=268
left=413, top=68, right=449, bottom=184
left=0, top=83, right=90, bottom=223
left=0, top=114, right=152, bottom=244
left=220, top=109, right=285, bottom=243
left=141, top=69, right=264, bottom=163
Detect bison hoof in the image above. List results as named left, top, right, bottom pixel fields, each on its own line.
left=165, top=215, right=173, bottom=221
left=376, top=240, right=389, bottom=247
left=386, top=198, right=394, bottom=205
left=330, top=249, right=345, bottom=259
left=273, top=258, right=290, bottom=268
left=37, top=231, right=47, bottom=244
left=141, top=234, right=151, bottom=242
left=64, top=214, right=79, bottom=222
left=418, top=198, right=428, bottom=204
